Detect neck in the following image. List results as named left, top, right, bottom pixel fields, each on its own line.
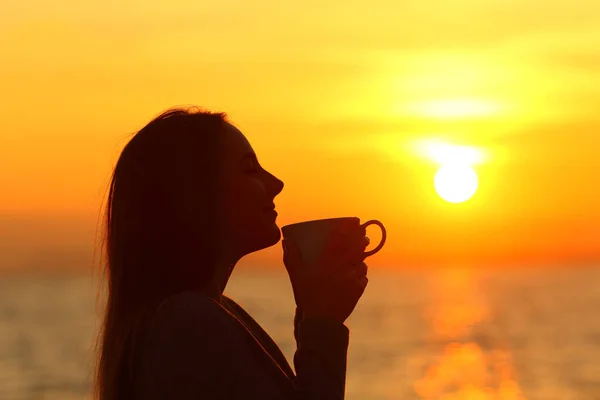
left=201, top=256, right=240, bottom=302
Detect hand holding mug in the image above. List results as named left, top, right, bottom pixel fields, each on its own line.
left=281, top=217, right=386, bottom=324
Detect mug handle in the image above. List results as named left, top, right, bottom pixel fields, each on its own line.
left=361, top=220, right=387, bottom=257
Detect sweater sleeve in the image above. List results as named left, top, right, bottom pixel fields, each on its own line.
left=292, top=317, right=350, bottom=400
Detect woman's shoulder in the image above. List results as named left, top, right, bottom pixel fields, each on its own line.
left=157, top=291, right=222, bottom=315
left=136, top=292, right=254, bottom=399
left=151, top=291, right=236, bottom=340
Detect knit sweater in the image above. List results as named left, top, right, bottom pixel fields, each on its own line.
left=134, top=291, right=350, bottom=399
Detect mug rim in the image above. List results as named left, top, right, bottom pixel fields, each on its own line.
left=281, top=217, right=359, bottom=231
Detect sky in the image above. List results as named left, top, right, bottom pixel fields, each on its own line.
left=1, top=0, right=599, bottom=269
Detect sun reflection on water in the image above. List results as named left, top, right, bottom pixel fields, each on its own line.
left=413, top=269, right=526, bottom=400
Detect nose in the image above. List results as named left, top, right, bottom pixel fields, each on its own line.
left=273, top=175, right=284, bottom=196
left=267, top=171, right=284, bottom=197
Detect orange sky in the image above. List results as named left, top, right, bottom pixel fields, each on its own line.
left=1, top=0, right=599, bottom=269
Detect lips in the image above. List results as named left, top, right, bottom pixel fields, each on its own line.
left=264, top=203, right=276, bottom=214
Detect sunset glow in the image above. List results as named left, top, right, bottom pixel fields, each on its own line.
left=1, top=0, right=599, bottom=269
left=407, top=98, right=503, bottom=119
left=415, top=140, right=487, bottom=165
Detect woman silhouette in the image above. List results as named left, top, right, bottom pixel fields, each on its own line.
left=93, top=107, right=370, bottom=400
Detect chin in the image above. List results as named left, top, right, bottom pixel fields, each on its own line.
left=262, top=224, right=282, bottom=248
left=245, top=224, right=281, bottom=254
left=269, top=224, right=282, bottom=244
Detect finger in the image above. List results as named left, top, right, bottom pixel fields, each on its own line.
left=348, top=228, right=368, bottom=247
left=335, top=262, right=367, bottom=281
left=346, top=235, right=370, bottom=257
left=357, top=275, right=369, bottom=293
left=346, top=262, right=368, bottom=278
left=338, top=239, right=369, bottom=265
left=339, top=273, right=368, bottom=296
left=321, top=226, right=368, bottom=267
left=356, top=261, right=368, bottom=276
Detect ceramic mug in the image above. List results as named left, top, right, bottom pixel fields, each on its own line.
left=281, top=217, right=386, bottom=265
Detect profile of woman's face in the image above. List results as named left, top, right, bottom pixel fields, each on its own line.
left=217, top=122, right=284, bottom=255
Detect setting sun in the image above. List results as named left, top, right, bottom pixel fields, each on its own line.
left=410, top=139, right=483, bottom=203
left=434, top=163, right=479, bottom=203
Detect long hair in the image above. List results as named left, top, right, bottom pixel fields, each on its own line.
left=93, top=106, right=229, bottom=400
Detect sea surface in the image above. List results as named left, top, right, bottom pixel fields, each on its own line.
left=1, top=266, right=600, bottom=400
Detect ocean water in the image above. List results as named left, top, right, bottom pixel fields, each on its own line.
left=1, top=266, right=600, bottom=400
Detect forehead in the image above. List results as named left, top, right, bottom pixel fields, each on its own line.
left=220, top=122, right=254, bottom=159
